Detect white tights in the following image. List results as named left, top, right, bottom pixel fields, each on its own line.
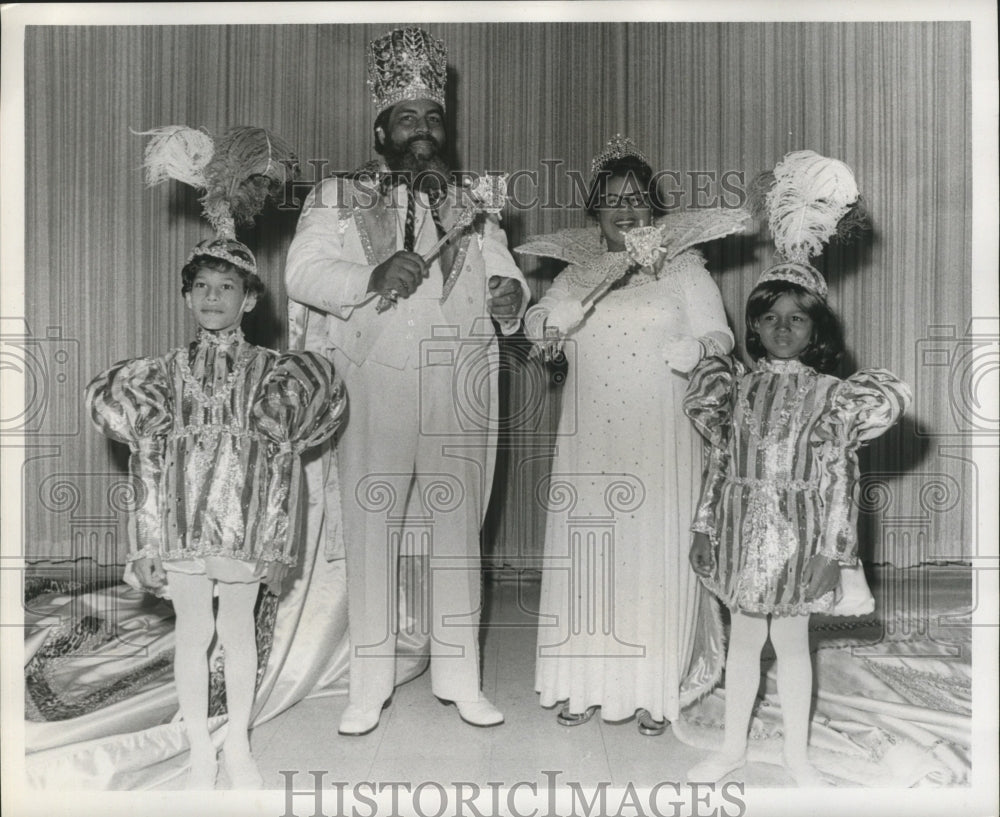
left=722, top=612, right=813, bottom=763
left=690, top=610, right=823, bottom=784
left=169, top=573, right=263, bottom=789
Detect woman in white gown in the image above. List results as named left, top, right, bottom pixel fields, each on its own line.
left=519, top=136, right=740, bottom=734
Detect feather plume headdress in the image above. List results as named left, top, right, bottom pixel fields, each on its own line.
left=135, top=124, right=298, bottom=273
left=751, top=150, right=864, bottom=299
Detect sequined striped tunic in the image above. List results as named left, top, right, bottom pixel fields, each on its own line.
left=684, top=355, right=910, bottom=615
left=86, top=328, right=345, bottom=571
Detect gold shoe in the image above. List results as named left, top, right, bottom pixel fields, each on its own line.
left=637, top=709, right=667, bottom=737
left=556, top=704, right=599, bottom=727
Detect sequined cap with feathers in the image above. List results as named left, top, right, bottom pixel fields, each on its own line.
left=135, top=124, right=298, bottom=272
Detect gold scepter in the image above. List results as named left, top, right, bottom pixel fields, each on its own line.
left=376, top=173, right=509, bottom=313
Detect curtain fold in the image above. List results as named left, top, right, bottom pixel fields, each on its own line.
left=23, top=22, right=971, bottom=567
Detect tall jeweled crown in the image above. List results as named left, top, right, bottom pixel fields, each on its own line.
left=367, top=27, right=447, bottom=115
left=591, top=134, right=649, bottom=175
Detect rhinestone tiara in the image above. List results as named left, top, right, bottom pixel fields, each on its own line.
left=591, top=134, right=649, bottom=175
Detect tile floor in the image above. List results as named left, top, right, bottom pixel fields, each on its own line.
left=247, top=571, right=796, bottom=792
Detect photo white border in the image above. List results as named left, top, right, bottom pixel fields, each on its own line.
left=2, top=3, right=997, bottom=816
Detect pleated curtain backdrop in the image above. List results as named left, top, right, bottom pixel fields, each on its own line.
left=23, top=22, right=971, bottom=567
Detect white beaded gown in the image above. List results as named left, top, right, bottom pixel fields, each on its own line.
left=524, top=248, right=730, bottom=723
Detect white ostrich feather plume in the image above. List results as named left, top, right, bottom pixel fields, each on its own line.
left=134, top=125, right=215, bottom=189
left=766, top=150, right=859, bottom=262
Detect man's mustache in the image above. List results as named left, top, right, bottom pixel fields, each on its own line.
left=405, top=133, right=440, bottom=152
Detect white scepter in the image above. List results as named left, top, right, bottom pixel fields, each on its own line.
left=376, top=173, right=509, bottom=313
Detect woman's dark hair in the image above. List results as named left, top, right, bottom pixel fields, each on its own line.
left=181, top=254, right=265, bottom=297
left=744, top=280, right=844, bottom=373
left=585, top=156, right=666, bottom=219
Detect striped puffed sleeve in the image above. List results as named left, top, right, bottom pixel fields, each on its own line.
left=251, top=351, right=346, bottom=452
left=85, top=357, right=173, bottom=561
left=683, top=354, right=742, bottom=449
left=250, top=351, right=347, bottom=565
left=816, top=369, right=913, bottom=563
left=684, top=355, right=744, bottom=541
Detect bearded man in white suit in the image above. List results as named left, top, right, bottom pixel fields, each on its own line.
left=285, top=26, right=527, bottom=736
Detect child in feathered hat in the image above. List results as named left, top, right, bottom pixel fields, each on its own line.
left=86, top=126, right=346, bottom=789
left=682, top=150, right=912, bottom=785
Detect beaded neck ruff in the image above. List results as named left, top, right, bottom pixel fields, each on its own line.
left=755, top=356, right=814, bottom=375
left=196, top=326, right=245, bottom=349
left=561, top=244, right=660, bottom=292
left=603, top=249, right=662, bottom=291
left=613, top=264, right=658, bottom=290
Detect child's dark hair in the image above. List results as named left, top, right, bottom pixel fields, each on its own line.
left=585, top=156, right=667, bottom=219
left=745, top=280, right=844, bottom=374
left=181, top=251, right=265, bottom=297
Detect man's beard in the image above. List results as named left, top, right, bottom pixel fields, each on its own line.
left=383, top=135, right=451, bottom=195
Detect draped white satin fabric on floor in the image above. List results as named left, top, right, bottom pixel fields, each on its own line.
left=673, top=566, right=971, bottom=787
left=25, top=559, right=971, bottom=789
left=24, top=460, right=430, bottom=790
